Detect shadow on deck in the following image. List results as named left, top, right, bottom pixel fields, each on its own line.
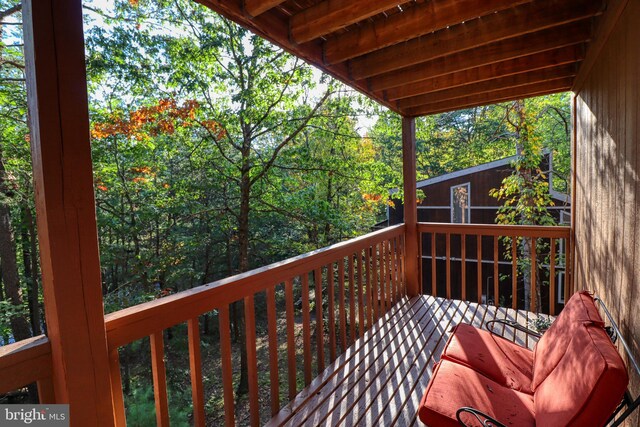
left=268, top=295, right=543, bottom=427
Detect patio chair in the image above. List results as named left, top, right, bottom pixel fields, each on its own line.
left=418, top=291, right=640, bottom=426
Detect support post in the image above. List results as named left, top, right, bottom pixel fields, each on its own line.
left=402, top=116, right=419, bottom=296
left=23, top=0, right=115, bottom=424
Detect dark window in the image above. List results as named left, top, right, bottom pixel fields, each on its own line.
left=451, top=183, right=470, bottom=223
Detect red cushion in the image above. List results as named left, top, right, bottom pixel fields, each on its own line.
left=531, top=291, right=604, bottom=391
left=534, top=321, right=628, bottom=426
left=418, top=359, right=535, bottom=427
left=442, top=323, right=534, bottom=393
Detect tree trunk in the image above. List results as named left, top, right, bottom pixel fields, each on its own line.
left=21, top=206, right=41, bottom=335
left=0, top=153, right=31, bottom=341
left=235, top=136, right=251, bottom=396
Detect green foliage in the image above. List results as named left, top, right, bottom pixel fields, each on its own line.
left=489, top=100, right=557, bottom=227
left=125, top=385, right=191, bottom=427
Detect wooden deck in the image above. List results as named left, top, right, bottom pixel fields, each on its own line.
left=267, top=295, right=542, bottom=427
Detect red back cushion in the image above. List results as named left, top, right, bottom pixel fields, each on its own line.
left=531, top=291, right=604, bottom=390
left=534, top=322, right=628, bottom=426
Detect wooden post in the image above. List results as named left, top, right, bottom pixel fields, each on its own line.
left=23, top=0, right=115, bottom=424
left=402, top=116, right=419, bottom=296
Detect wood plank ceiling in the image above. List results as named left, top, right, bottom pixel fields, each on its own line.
left=196, top=0, right=605, bottom=116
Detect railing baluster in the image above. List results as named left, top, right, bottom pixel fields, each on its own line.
left=266, top=286, right=280, bottom=415
left=328, top=264, right=337, bottom=362
left=494, top=235, right=499, bottom=306
left=390, top=237, right=398, bottom=302
left=244, top=296, right=260, bottom=427
left=400, top=234, right=406, bottom=296
left=531, top=239, right=537, bottom=312
left=431, top=232, right=437, bottom=296
left=301, top=274, right=312, bottom=384
left=380, top=241, right=391, bottom=313
left=446, top=233, right=451, bottom=299
left=150, top=332, right=170, bottom=427
left=477, top=235, right=482, bottom=303
left=383, top=239, right=395, bottom=310
left=566, top=236, right=572, bottom=302
left=512, top=238, right=518, bottom=310
left=219, top=306, right=235, bottom=427
left=365, top=246, right=373, bottom=328
left=461, top=234, right=466, bottom=301
left=348, top=255, right=356, bottom=342
left=372, top=243, right=380, bottom=321
left=338, top=260, right=347, bottom=352
left=187, top=318, right=205, bottom=427
left=379, top=242, right=387, bottom=313
left=356, top=250, right=364, bottom=336
left=314, top=268, right=325, bottom=372
left=108, top=348, right=126, bottom=426
left=550, top=238, right=556, bottom=316
left=284, top=279, right=296, bottom=400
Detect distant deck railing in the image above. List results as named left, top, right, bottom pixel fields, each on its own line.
left=418, top=222, right=572, bottom=315
left=104, top=224, right=406, bottom=426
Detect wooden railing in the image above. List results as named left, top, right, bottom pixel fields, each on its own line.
left=0, top=335, right=55, bottom=402
left=104, top=224, right=406, bottom=426
left=418, top=223, right=571, bottom=315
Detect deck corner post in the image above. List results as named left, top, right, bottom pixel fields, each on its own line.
left=402, top=116, right=420, bottom=296
left=23, top=0, right=115, bottom=424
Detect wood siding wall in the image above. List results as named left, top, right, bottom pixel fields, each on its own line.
left=574, top=2, right=639, bottom=425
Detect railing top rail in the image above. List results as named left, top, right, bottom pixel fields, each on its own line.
left=0, top=335, right=51, bottom=394
left=105, top=224, right=405, bottom=349
left=417, top=222, right=571, bottom=238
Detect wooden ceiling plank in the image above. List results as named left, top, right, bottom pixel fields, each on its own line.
left=386, top=47, right=584, bottom=101
left=403, top=78, right=573, bottom=116
left=324, top=0, right=531, bottom=65
left=397, top=65, right=578, bottom=109
left=369, top=22, right=590, bottom=92
left=290, top=0, right=403, bottom=44
left=194, top=0, right=398, bottom=112
left=351, top=0, right=603, bottom=80
left=244, top=0, right=287, bottom=17
left=407, top=88, right=571, bottom=117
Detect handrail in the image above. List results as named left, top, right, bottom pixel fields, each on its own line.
left=105, top=224, right=404, bottom=349
left=0, top=335, right=53, bottom=397
left=105, top=224, right=407, bottom=425
left=418, top=222, right=571, bottom=238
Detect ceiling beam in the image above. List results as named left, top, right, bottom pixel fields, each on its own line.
left=244, top=0, right=286, bottom=17
left=323, top=0, right=531, bottom=65
left=369, top=21, right=590, bottom=92
left=397, top=65, right=578, bottom=109
left=386, top=47, right=584, bottom=101
left=403, top=78, right=574, bottom=117
left=290, top=0, right=403, bottom=44
left=350, top=0, right=603, bottom=80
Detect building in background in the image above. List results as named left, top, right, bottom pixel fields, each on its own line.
left=384, top=153, right=570, bottom=310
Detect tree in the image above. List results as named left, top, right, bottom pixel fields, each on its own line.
left=490, top=99, right=558, bottom=311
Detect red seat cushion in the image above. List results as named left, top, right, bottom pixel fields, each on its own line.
left=531, top=291, right=604, bottom=391
left=534, top=321, right=628, bottom=426
left=442, top=323, right=534, bottom=393
left=418, top=359, right=535, bottom=427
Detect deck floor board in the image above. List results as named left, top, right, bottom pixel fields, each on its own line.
left=267, top=295, right=540, bottom=427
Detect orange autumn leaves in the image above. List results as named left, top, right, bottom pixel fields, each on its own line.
left=91, top=98, right=225, bottom=142
left=92, top=99, right=225, bottom=193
